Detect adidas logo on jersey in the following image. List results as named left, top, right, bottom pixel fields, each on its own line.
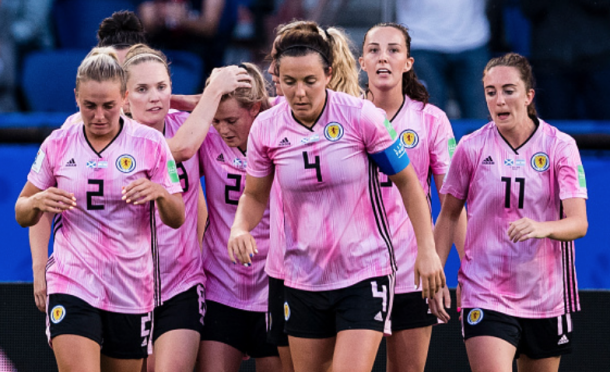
left=216, top=154, right=225, bottom=162
left=482, top=156, right=494, bottom=165
left=65, top=158, right=77, bottom=167
left=374, top=311, right=384, bottom=322
left=278, top=137, right=291, bottom=147
left=558, top=334, right=569, bottom=345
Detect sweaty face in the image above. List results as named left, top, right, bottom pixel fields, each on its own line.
left=279, top=53, right=331, bottom=127
left=360, top=26, right=413, bottom=92
left=483, top=66, right=534, bottom=129
left=126, top=60, right=171, bottom=131
left=76, top=79, right=125, bottom=141
left=212, top=97, right=258, bottom=152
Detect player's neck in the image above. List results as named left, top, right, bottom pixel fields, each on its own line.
left=497, top=116, right=536, bottom=149
left=367, top=85, right=403, bottom=121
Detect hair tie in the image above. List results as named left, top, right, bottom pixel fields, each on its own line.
left=279, top=45, right=330, bottom=65
left=123, top=53, right=165, bottom=67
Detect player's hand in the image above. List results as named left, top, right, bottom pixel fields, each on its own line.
left=227, top=228, right=258, bottom=267
left=33, top=265, right=47, bottom=313
left=31, top=187, right=76, bottom=214
left=207, top=65, right=252, bottom=96
left=123, top=179, right=167, bottom=205
left=414, top=249, right=446, bottom=299
left=429, top=285, right=451, bottom=323
left=507, top=217, right=548, bottom=242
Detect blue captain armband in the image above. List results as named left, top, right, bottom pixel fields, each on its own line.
left=370, top=138, right=410, bottom=175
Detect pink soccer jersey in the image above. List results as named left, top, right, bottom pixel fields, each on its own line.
left=265, top=181, right=285, bottom=279
left=28, top=117, right=183, bottom=313
left=247, top=89, right=404, bottom=291
left=441, top=119, right=587, bottom=318
left=379, top=96, right=455, bottom=294
left=158, top=111, right=206, bottom=302
left=199, top=127, right=271, bottom=311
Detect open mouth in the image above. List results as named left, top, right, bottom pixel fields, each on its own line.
left=497, top=112, right=510, bottom=120
left=376, top=68, right=391, bottom=75
left=147, top=107, right=162, bottom=112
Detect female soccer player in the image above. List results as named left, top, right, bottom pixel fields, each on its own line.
left=15, top=48, right=185, bottom=372
left=192, top=62, right=281, bottom=372
left=228, top=26, right=445, bottom=372
left=433, top=53, right=588, bottom=372
left=121, top=44, right=248, bottom=372
left=359, top=23, right=467, bottom=372
left=263, top=21, right=362, bottom=372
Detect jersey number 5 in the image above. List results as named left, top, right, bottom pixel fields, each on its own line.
left=86, top=179, right=104, bottom=210
left=501, top=177, right=525, bottom=209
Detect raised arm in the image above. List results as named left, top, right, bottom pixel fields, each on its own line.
left=388, top=164, right=445, bottom=300
left=228, top=173, right=274, bottom=266
left=167, top=66, right=252, bottom=162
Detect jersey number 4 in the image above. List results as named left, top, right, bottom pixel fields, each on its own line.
left=302, top=151, right=322, bottom=182
left=501, top=177, right=525, bottom=209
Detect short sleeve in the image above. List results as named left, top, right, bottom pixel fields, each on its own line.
left=27, top=139, right=56, bottom=191
left=246, top=117, right=274, bottom=178
left=440, top=139, right=473, bottom=200
left=149, top=135, right=184, bottom=195
left=359, top=100, right=397, bottom=154
left=429, top=112, right=455, bottom=175
left=555, top=138, right=588, bottom=200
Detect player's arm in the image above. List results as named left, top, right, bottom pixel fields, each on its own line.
left=122, top=180, right=185, bottom=229
left=30, top=213, right=53, bottom=312
left=197, top=183, right=208, bottom=244
left=388, top=164, right=445, bottom=300
left=507, top=197, right=587, bottom=242
left=433, top=173, right=466, bottom=260
left=166, top=66, right=252, bottom=163
left=228, top=173, right=274, bottom=266
left=170, top=94, right=201, bottom=112
left=15, top=182, right=75, bottom=227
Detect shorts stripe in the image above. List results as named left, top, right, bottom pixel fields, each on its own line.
left=384, top=273, right=396, bottom=335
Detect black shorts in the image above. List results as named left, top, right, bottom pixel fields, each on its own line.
left=47, top=293, right=152, bottom=359
left=152, top=284, right=206, bottom=343
left=284, top=275, right=394, bottom=339
left=201, top=300, right=279, bottom=358
left=267, top=277, right=289, bottom=347
left=391, top=292, right=438, bottom=331
left=462, top=308, right=573, bottom=359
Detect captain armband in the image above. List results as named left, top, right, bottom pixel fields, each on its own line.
left=370, top=138, right=410, bottom=176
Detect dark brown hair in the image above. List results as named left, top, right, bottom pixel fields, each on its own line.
left=362, top=22, right=429, bottom=105
left=97, top=10, right=146, bottom=49
left=483, top=52, right=537, bottom=117
left=274, top=22, right=334, bottom=77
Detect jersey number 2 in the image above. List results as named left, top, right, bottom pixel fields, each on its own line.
left=225, top=173, right=242, bottom=205
left=86, top=179, right=104, bottom=210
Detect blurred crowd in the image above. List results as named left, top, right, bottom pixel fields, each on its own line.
left=1, top=0, right=609, bottom=120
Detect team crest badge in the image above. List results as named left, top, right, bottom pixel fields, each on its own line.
left=467, top=308, right=484, bottom=325
left=324, top=122, right=344, bottom=142
left=400, top=130, right=419, bottom=149
left=116, top=154, right=136, bottom=173
left=284, top=301, right=291, bottom=321
left=50, top=305, right=66, bottom=324
left=531, top=152, right=550, bottom=172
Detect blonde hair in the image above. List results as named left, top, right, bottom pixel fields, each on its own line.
left=206, top=63, right=271, bottom=113
left=122, top=44, right=171, bottom=84
left=274, top=21, right=362, bottom=97
left=75, top=47, right=126, bottom=95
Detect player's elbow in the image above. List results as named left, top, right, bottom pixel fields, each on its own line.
left=576, top=219, right=588, bottom=239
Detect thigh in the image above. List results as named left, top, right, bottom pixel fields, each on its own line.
left=284, top=286, right=335, bottom=339
left=196, top=340, right=243, bottom=372
left=52, top=334, right=100, bottom=372
left=517, top=314, right=573, bottom=360
left=100, top=355, right=143, bottom=372
left=47, top=293, right=103, bottom=346
left=267, top=277, right=289, bottom=347
left=335, top=275, right=393, bottom=335
left=332, top=329, right=383, bottom=372
left=386, top=327, right=432, bottom=372
left=277, top=346, right=295, bottom=372
left=153, top=329, right=201, bottom=372
left=100, top=310, right=152, bottom=360
left=288, top=336, right=335, bottom=372
left=245, top=311, right=279, bottom=359
left=465, top=336, right=516, bottom=372
left=200, top=300, right=248, bottom=353
left=254, top=356, right=284, bottom=372
left=153, top=284, right=205, bottom=343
